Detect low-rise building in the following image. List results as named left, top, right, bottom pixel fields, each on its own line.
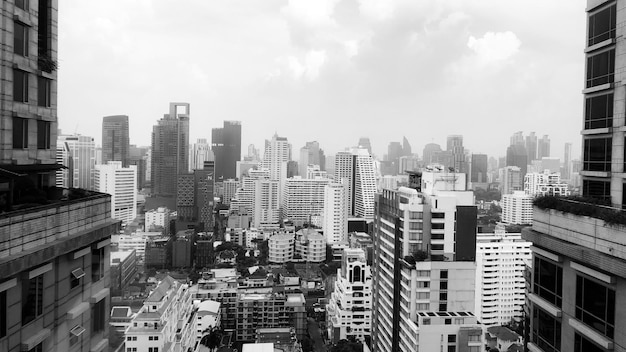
left=110, top=250, right=138, bottom=297
left=236, top=292, right=306, bottom=342
left=268, top=233, right=294, bottom=264
left=294, top=228, right=326, bottom=263
left=145, top=207, right=174, bottom=235
left=196, top=300, right=221, bottom=341
left=145, top=235, right=172, bottom=269
left=110, top=306, right=134, bottom=333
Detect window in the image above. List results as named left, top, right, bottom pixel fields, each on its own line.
left=533, top=257, right=563, bottom=307
left=422, top=318, right=430, bottom=325
left=447, top=347, right=456, bottom=352
left=575, top=275, right=615, bottom=338
left=583, top=180, right=611, bottom=202
left=588, top=4, right=616, bottom=46
left=447, top=334, right=456, bottom=343
left=532, top=307, right=561, bottom=352
left=585, top=93, right=613, bottom=129
left=15, top=0, right=29, bottom=10
left=440, top=270, right=448, bottom=279
left=438, top=303, right=447, bottom=311
left=431, top=244, right=444, bottom=251
left=13, top=69, right=28, bottom=102
left=583, top=137, right=612, bottom=172
left=445, top=318, right=451, bottom=325
left=14, top=21, right=29, bottom=56
left=574, top=333, right=605, bottom=352
left=92, top=247, right=105, bottom=282
left=468, top=335, right=480, bottom=342
left=586, top=49, right=615, bottom=88
left=22, top=274, right=43, bottom=325
left=37, top=77, right=51, bottom=107
left=440, top=292, right=447, bottom=301
left=13, top=117, right=28, bottom=149
left=432, top=223, right=445, bottom=230
left=37, top=120, right=51, bottom=150
left=28, top=343, right=42, bottom=352
left=92, top=299, right=106, bottom=333
left=0, top=290, right=6, bottom=338
left=440, top=281, right=448, bottom=290
left=70, top=268, right=84, bottom=289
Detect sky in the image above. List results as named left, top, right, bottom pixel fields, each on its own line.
left=58, top=0, right=587, bottom=161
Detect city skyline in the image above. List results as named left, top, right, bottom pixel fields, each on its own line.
left=57, top=0, right=585, bottom=159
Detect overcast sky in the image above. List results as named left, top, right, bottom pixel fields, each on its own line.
left=58, top=0, right=586, bottom=160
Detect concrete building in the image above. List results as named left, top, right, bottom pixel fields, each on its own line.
left=475, top=228, right=531, bottom=326
left=261, top=133, right=291, bottom=198
left=268, top=233, right=295, bottom=264
left=334, top=148, right=377, bottom=220
left=125, top=276, right=196, bottom=352
left=172, top=231, right=193, bottom=268
left=110, top=306, right=134, bottom=334
left=371, top=171, right=482, bottom=352
left=102, top=115, right=129, bottom=167
left=523, top=3, right=626, bottom=351
left=447, top=134, right=466, bottom=173
left=94, top=161, right=138, bottom=225
left=110, top=250, right=138, bottom=297
left=145, top=235, right=172, bottom=269
left=327, top=248, right=372, bottom=343
left=501, top=191, right=533, bottom=225
left=212, top=121, right=241, bottom=180
left=0, top=3, right=118, bottom=351
left=145, top=207, right=174, bottom=235
left=283, top=176, right=329, bottom=226
left=294, top=228, right=326, bottom=263
left=151, top=103, right=190, bottom=197
left=222, top=179, right=239, bottom=205
left=56, top=134, right=96, bottom=190
left=196, top=300, right=221, bottom=341
left=254, top=178, right=281, bottom=229
left=189, top=138, right=213, bottom=172
left=524, top=171, right=570, bottom=197
left=236, top=292, right=306, bottom=341
left=323, top=182, right=348, bottom=244
left=500, top=166, right=523, bottom=195
left=177, top=161, right=215, bottom=229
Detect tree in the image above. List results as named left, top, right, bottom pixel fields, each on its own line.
left=301, top=335, right=315, bottom=352
left=258, top=240, right=269, bottom=265
left=200, top=327, right=223, bottom=351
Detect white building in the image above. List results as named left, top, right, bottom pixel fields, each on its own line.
left=284, top=176, right=330, bottom=226
left=195, top=300, right=221, bottom=340
left=475, top=227, right=531, bottom=326
left=56, top=134, right=97, bottom=189
left=254, top=179, right=281, bottom=229
left=125, top=276, right=196, bottom=352
left=501, top=191, right=533, bottom=225
left=269, top=233, right=295, bottom=264
left=327, top=248, right=372, bottom=343
left=222, top=179, right=239, bottom=205
left=323, top=183, right=348, bottom=244
left=113, top=232, right=161, bottom=262
left=145, top=207, right=174, bottom=234
left=334, top=148, right=377, bottom=220
left=306, top=165, right=328, bottom=179
left=189, top=138, right=213, bottom=172
left=231, top=168, right=269, bottom=218
left=499, top=166, right=522, bottom=195
left=261, top=133, right=291, bottom=202
left=294, top=228, right=326, bottom=263
left=523, top=171, right=570, bottom=197
left=94, top=161, right=137, bottom=225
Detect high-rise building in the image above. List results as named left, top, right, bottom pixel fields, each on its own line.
left=422, top=143, right=442, bottom=165
left=500, top=166, right=523, bottom=195
left=102, top=115, right=129, bottom=167
left=563, top=142, right=572, bottom=180
left=506, top=144, right=528, bottom=180
left=0, top=2, right=117, bottom=351
left=299, top=141, right=326, bottom=176
left=212, top=121, right=241, bottom=180
left=327, top=248, right=373, bottom=343
left=537, top=134, right=550, bottom=159
left=357, top=137, right=372, bottom=155
left=470, top=154, right=489, bottom=186
left=510, top=131, right=525, bottom=147
left=222, top=179, right=239, bottom=205
left=475, top=226, right=531, bottom=326
left=446, top=134, right=465, bottom=173
left=501, top=191, right=533, bottom=225
left=526, top=131, right=538, bottom=162
left=190, top=138, right=213, bottom=172
left=56, top=134, right=96, bottom=190
left=372, top=171, right=482, bottom=352
left=334, top=148, right=377, bottom=220
left=261, top=133, right=291, bottom=202
left=176, top=161, right=215, bottom=229
left=253, top=178, right=281, bottom=229
left=524, top=5, right=626, bottom=351
left=94, top=161, right=138, bottom=225
left=323, top=183, right=348, bottom=244
left=151, top=102, right=190, bottom=197
left=283, top=176, right=330, bottom=227
left=128, top=145, right=149, bottom=190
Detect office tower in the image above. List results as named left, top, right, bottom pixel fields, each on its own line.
left=510, top=131, right=524, bottom=147
left=94, top=161, right=138, bottom=225
left=190, top=138, right=213, bottom=172
left=358, top=137, right=372, bottom=155
left=261, top=133, right=291, bottom=201
left=247, top=144, right=260, bottom=161
left=334, top=148, right=377, bottom=220
left=402, top=136, right=412, bottom=156
left=506, top=144, right=528, bottom=180
left=470, top=154, right=488, bottom=185
left=151, top=102, right=190, bottom=197
left=537, top=134, right=550, bottom=159
left=101, top=115, right=129, bottom=166
left=500, top=166, right=523, bottom=195
left=323, top=183, right=348, bottom=244
left=501, top=191, right=533, bottom=225
left=524, top=5, right=626, bottom=351
left=447, top=134, right=465, bottom=172
left=421, top=143, right=441, bottom=165
left=327, top=248, right=373, bottom=343
left=212, top=120, right=241, bottom=180
left=222, top=178, right=239, bottom=205
left=56, top=134, right=96, bottom=190
left=526, top=131, right=538, bottom=162
left=176, top=161, right=215, bottom=229
left=524, top=171, right=570, bottom=197
left=128, top=145, right=148, bottom=190
left=299, top=140, right=326, bottom=176
left=372, top=171, right=482, bottom=352
left=563, top=142, right=572, bottom=180
left=475, top=226, right=531, bottom=326
left=0, top=2, right=117, bottom=351
left=283, top=176, right=330, bottom=226
left=126, top=277, right=196, bottom=351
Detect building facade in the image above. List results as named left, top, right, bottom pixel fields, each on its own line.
left=94, top=161, right=138, bottom=225
left=334, top=148, right=377, bottom=220
left=524, top=171, right=570, bottom=197
left=283, top=176, right=329, bottom=226
left=501, top=191, right=533, bottom=225
left=323, top=182, right=348, bottom=244
left=56, top=134, right=96, bottom=190
left=212, top=121, right=241, bottom=180
left=110, top=250, right=138, bottom=297
left=102, top=115, right=129, bottom=167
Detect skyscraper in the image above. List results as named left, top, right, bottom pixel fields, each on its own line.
left=537, top=134, right=550, bottom=159
left=261, top=133, right=291, bottom=203
left=151, top=103, right=190, bottom=197
left=299, top=140, right=325, bottom=176
left=334, top=148, right=377, bottom=220
left=563, top=142, right=572, bottom=180
left=525, top=131, right=538, bottom=162
left=94, top=161, right=138, bottom=225
left=102, top=115, right=129, bottom=166
left=524, top=4, right=626, bottom=352
left=56, top=134, right=96, bottom=190
left=506, top=144, right=528, bottom=180
left=212, top=120, right=241, bottom=180
left=446, top=134, right=465, bottom=172
left=190, top=138, right=213, bottom=171
left=0, top=2, right=117, bottom=350
left=470, top=153, right=488, bottom=184
left=323, top=183, right=348, bottom=243
left=357, top=137, right=372, bottom=155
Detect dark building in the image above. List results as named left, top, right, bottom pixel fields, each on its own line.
left=470, top=154, right=488, bottom=183
left=172, top=231, right=193, bottom=268
left=102, top=115, right=129, bottom=166
left=110, top=250, right=138, bottom=297
left=196, top=233, right=214, bottom=268
left=151, top=103, right=190, bottom=197
left=145, top=236, right=172, bottom=269
left=537, top=134, right=550, bottom=159
left=525, top=132, right=538, bottom=162
left=176, top=161, right=215, bottom=230
left=506, top=144, right=528, bottom=180
left=212, top=121, right=241, bottom=180
left=128, top=145, right=148, bottom=190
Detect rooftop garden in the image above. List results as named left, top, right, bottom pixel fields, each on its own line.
left=533, top=195, right=626, bottom=227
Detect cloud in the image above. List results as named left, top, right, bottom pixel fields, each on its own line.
left=467, top=31, right=521, bottom=63
left=357, top=0, right=395, bottom=21
left=275, top=50, right=328, bottom=81
left=344, top=40, right=359, bottom=58
left=282, top=0, right=339, bottom=27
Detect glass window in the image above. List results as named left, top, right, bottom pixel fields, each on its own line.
left=12, top=117, right=28, bottom=149
left=37, top=77, right=51, bottom=107
left=532, top=307, right=561, bottom=352
left=583, top=137, right=612, bottom=172
left=0, top=290, right=6, bottom=338
left=440, top=281, right=448, bottom=290
left=92, top=247, right=105, bottom=282
left=574, top=333, right=605, bottom=352
left=448, top=334, right=456, bottom=343
left=588, top=5, right=616, bottom=46
left=22, top=274, right=43, bottom=325
left=583, top=180, right=611, bottom=202
left=37, top=120, right=50, bottom=150
left=440, top=270, right=448, bottom=279
left=15, top=0, right=29, bottom=11
left=585, top=93, right=613, bottom=129
left=586, top=49, right=615, bottom=88
left=432, top=223, right=445, bottom=230
left=575, top=275, right=615, bottom=338
left=14, top=21, right=29, bottom=56
left=13, top=69, right=28, bottom=102
left=533, top=257, right=563, bottom=307
left=91, top=299, right=106, bottom=333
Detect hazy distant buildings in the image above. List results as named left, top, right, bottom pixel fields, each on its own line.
left=500, top=166, right=523, bottom=195
left=525, top=131, right=538, bottom=162
left=56, top=134, right=96, bottom=189
left=506, top=144, right=528, bottom=180
left=422, top=143, right=442, bottom=165
left=446, top=134, right=465, bottom=173
left=470, top=154, right=489, bottom=187
left=299, top=140, right=326, bottom=176
left=94, top=161, right=138, bottom=225
left=563, top=142, right=572, bottom=180
left=358, top=137, right=372, bottom=155
left=151, top=103, right=190, bottom=197
left=537, top=134, right=550, bottom=159
left=102, top=115, right=129, bottom=166
left=190, top=138, right=213, bottom=172
left=212, top=121, right=241, bottom=180
left=128, top=145, right=149, bottom=190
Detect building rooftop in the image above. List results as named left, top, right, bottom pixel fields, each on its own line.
left=145, top=276, right=176, bottom=303
left=487, top=326, right=520, bottom=342
left=242, top=343, right=273, bottom=352
left=111, top=306, right=132, bottom=318
left=111, top=250, right=134, bottom=263
left=197, top=300, right=221, bottom=314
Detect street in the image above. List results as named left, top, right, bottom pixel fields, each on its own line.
left=307, top=317, right=327, bottom=352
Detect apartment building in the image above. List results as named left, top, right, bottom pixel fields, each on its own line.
left=501, top=191, right=534, bottom=225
